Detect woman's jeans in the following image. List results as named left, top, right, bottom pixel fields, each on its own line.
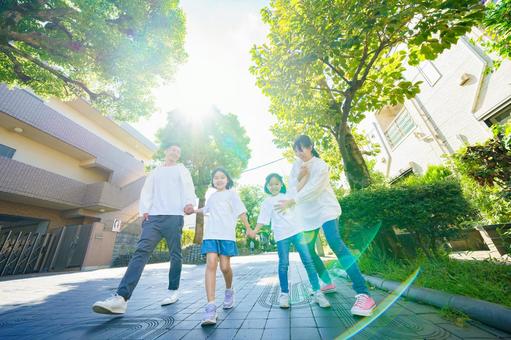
left=304, top=219, right=369, bottom=295
left=276, top=232, right=320, bottom=293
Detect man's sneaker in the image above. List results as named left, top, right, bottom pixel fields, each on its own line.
left=92, top=295, right=127, bottom=314
left=350, top=294, right=376, bottom=316
left=201, top=303, right=218, bottom=326
left=279, top=293, right=290, bottom=308
left=320, top=283, right=337, bottom=294
left=313, top=291, right=331, bottom=308
left=161, top=290, right=179, bottom=306
left=223, top=288, right=235, bottom=309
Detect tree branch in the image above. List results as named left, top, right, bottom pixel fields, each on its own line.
left=319, top=57, right=351, bottom=85
left=0, top=46, right=32, bottom=83
left=4, top=43, right=109, bottom=101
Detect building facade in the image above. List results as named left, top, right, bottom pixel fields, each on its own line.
left=0, top=85, right=156, bottom=275
left=364, top=31, right=511, bottom=180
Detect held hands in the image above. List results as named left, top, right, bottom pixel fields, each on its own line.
left=246, top=229, right=257, bottom=239
left=143, top=213, right=149, bottom=221
left=183, top=204, right=195, bottom=215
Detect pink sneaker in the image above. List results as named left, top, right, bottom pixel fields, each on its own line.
left=350, top=294, right=376, bottom=316
left=320, top=283, right=337, bottom=294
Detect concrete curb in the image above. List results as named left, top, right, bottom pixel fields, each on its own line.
left=332, top=269, right=511, bottom=333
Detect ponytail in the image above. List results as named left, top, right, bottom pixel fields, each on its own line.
left=293, top=135, right=321, bottom=158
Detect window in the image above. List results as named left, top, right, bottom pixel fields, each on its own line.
left=0, top=144, right=16, bottom=159
left=384, top=109, right=417, bottom=148
left=417, top=61, right=442, bottom=86
left=484, top=106, right=511, bottom=127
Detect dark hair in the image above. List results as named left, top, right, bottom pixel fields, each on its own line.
left=211, top=167, right=234, bottom=189
left=264, top=173, right=287, bottom=195
left=165, top=142, right=181, bottom=149
left=293, top=135, right=320, bottom=158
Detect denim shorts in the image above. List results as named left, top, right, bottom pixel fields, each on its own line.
left=201, top=239, right=239, bottom=256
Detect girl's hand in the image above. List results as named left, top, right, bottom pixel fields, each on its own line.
left=247, top=229, right=256, bottom=239
left=297, top=164, right=309, bottom=180
left=276, top=199, right=295, bottom=213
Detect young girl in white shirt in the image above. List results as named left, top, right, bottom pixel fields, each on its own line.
left=195, top=167, right=251, bottom=326
left=253, top=173, right=331, bottom=309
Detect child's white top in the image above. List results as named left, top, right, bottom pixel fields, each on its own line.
left=288, top=157, right=341, bottom=231
left=139, top=164, right=197, bottom=216
left=257, top=193, right=303, bottom=242
left=203, top=189, right=247, bottom=241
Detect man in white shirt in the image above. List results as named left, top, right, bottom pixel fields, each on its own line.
left=92, top=143, right=197, bottom=314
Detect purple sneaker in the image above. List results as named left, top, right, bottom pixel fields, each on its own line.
left=201, top=303, right=217, bottom=326
left=223, top=288, right=235, bottom=309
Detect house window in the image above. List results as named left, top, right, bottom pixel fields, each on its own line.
left=418, top=61, right=442, bottom=86
left=484, top=106, right=511, bottom=127
left=384, top=109, right=417, bottom=148
left=0, top=144, right=16, bottom=159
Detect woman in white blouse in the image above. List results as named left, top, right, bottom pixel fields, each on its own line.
left=278, top=135, right=377, bottom=316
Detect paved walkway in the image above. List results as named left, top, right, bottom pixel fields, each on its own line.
left=0, top=254, right=509, bottom=339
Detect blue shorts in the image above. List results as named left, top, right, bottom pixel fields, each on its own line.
left=201, top=239, right=238, bottom=256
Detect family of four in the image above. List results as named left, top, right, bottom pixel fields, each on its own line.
left=92, top=135, right=377, bottom=326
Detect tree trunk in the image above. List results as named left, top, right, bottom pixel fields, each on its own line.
left=193, top=197, right=206, bottom=244
left=336, top=124, right=372, bottom=190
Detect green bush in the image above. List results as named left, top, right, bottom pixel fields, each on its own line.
left=156, top=229, right=195, bottom=252
left=340, top=179, right=477, bottom=259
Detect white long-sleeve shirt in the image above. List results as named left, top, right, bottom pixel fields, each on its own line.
left=289, top=157, right=341, bottom=231
left=138, top=164, right=197, bottom=216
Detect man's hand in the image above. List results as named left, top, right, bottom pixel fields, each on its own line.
left=183, top=204, right=195, bottom=215
left=143, top=213, right=149, bottom=221
left=276, top=199, right=295, bottom=213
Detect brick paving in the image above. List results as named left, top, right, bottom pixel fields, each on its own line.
left=0, top=254, right=509, bottom=339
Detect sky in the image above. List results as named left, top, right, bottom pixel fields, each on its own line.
left=132, top=0, right=292, bottom=186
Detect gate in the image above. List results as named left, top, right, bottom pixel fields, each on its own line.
left=0, top=224, right=92, bottom=277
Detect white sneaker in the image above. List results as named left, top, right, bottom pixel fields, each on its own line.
left=313, top=291, right=331, bottom=308
left=92, top=295, right=127, bottom=314
left=279, top=293, right=290, bottom=308
left=161, top=290, right=179, bottom=306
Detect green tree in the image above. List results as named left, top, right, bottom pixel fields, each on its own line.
left=0, top=0, right=186, bottom=121
left=481, top=0, right=511, bottom=69
left=236, top=185, right=266, bottom=240
left=251, top=0, right=483, bottom=190
left=156, top=108, right=251, bottom=243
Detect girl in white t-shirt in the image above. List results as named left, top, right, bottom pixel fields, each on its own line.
left=195, top=167, right=251, bottom=326
left=252, top=173, right=330, bottom=309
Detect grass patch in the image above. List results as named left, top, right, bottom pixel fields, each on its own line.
left=439, top=307, right=470, bottom=327
left=329, top=254, right=511, bottom=308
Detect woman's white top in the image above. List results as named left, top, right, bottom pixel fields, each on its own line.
left=257, top=193, right=304, bottom=242
left=203, top=189, right=247, bottom=241
left=139, top=164, right=197, bottom=216
left=288, top=157, right=341, bottom=231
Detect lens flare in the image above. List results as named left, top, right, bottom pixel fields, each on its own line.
left=335, top=267, right=422, bottom=340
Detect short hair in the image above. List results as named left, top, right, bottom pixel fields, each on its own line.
left=264, top=173, right=286, bottom=194
left=211, top=167, right=234, bottom=189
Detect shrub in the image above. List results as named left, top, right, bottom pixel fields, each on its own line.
left=340, top=179, right=477, bottom=259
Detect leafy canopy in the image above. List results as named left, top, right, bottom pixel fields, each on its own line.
left=0, top=0, right=187, bottom=120
left=156, top=108, right=251, bottom=198
left=251, top=0, right=484, bottom=186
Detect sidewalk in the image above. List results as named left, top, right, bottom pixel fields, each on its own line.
left=0, top=254, right=509, bottom=339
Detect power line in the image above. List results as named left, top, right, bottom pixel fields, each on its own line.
left=241, top=157, right=286, bottom=173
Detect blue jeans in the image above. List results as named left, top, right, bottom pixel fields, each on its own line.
left=117, top=215, right=184, bottom=300
left=304, top=219, right=369, bottom=295
left=276, top=232, right=320, bottom=293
